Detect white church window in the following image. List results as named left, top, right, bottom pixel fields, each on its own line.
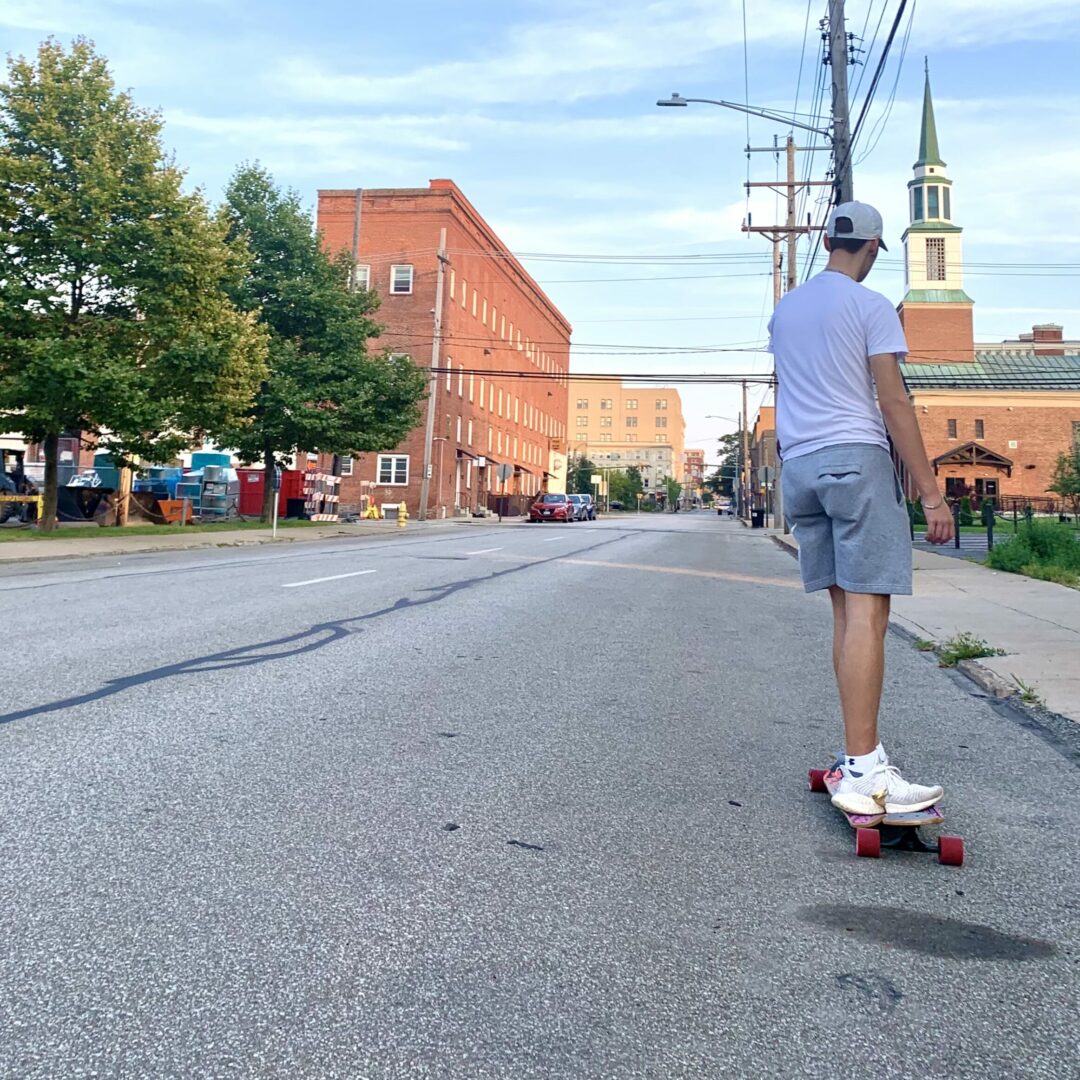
left=927, top=186, right=940, bottom=218
left=943, top=187, right=951, bottom=220
left=926, top=237, right=947, bottom=282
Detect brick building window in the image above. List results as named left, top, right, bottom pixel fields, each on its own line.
left=599, top=433, right=612, bottom=442
left=947, top=418, right=957, bottom=439
left=626, top=416, right=638, bottom=428
left=340, top=457, right=354, bottom=476
left=600, top=416, right=612, bottom=427
left=461, top=280, right=467, bottom=307
left=576, top=398, right=588, bottom=409
left=377, top=455, right=408, bottom=485
left=655, top=436, right=668, bottom=444
left=626, top=399, right=638, bottom=409
left=446, top=356, right=452, bottom=391
left=576, top=416, right=588, bottom=428
left=600, top=399, right=612, bottom=410
left=656, top=399, right=668, bottom=410
left=975, top=419, right=984, bottom=439
left=655, top=417, right=667, bottom=428
left=352, top=264, right=370, bottom=290
left=926, top=237, right=946, bottom=281
left=390, top=265, right=414, bottom=294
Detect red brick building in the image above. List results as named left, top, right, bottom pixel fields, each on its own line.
left=896, top=72, right=1080, bottom=506
left=316, top=180, right=571, bottom=518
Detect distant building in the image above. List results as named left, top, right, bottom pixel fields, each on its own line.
left=317, top=180, right=571, bottom=517
left=749, top=406, right=778, bottom=513
left=683, top=448, right=706, bottom=500
left=568, top=380, right=687, bottom=498
left=896, top=70, right=1080, bottom=505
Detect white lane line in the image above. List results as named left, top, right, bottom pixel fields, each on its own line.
left=282, top=569, right=377, bottom=589
left=465, top=547, right=504, bottom=555
left=541, top=536, right=568, bottom=542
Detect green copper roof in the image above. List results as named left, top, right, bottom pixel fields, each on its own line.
left=900, top=351, right=1080, bottom=390
left=915, top=62, right=946, bottom=168
left=901, top=289, right=973, bottom=304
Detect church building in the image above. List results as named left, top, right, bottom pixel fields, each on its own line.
left=896, top=68, right=1080, bottom=507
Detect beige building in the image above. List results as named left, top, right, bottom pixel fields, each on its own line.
left=568, top=380, right=687, bottom=495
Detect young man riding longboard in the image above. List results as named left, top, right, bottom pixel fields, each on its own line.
left=769, top=201, right=955, bottom=816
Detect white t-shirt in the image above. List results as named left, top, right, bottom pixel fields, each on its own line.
left=767, top=270, right=908, bottom=461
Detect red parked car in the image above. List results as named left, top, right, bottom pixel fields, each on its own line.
left=529, top=493, right=574, bottom=522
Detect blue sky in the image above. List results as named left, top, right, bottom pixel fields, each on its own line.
left=4, top=0, right=1080, bottom=448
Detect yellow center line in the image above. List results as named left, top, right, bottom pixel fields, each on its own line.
left=488, top=552, right=800, bottom=589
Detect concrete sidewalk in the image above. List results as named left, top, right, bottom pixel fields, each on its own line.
left=0, top=516, right=514, bottom=564
left=770, top=529, right=1080, bottom=723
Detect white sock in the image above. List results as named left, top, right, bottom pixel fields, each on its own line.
left=843, top=749, right=882, bottom=779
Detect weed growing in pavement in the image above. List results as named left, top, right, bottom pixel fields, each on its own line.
left=936, top=632, right=1007, bottom=668
left=914, top=638, right=936, bottom=652
left=1010, top=674, right=1042, bottom=707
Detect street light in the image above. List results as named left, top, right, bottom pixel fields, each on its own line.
left=656, top=93, right=830, bottom=138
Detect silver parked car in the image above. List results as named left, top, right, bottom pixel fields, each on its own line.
left=567, top=493, right=588, bottom=521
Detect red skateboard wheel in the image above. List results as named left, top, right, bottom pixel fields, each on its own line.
left=808, top=768, right=827, bottom=793
left=855, top=829, right=881, bottom=858
left=938, top=835, right=964, bottom=866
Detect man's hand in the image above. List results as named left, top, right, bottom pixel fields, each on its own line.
left=924, top=501, right=955, bottom=545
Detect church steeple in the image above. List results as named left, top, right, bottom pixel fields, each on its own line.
left=915, top=60, right=945, bottom=169
left=898, top=60, right=975, bottom=363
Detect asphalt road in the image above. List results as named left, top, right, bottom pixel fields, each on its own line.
left=2, top=513, right=1078, bottom=1079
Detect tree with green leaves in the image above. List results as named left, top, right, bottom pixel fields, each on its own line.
left=608, top=466, right=643, bottom=507
left=1049, top=448, right=1080, bottom=520
left=219, top=164, right=427, bottom=520
left=566, top=454, right=597, bottom=495
left=0, top=38, right=268, bottom=529
left=665, top=477, right=683, bottom=508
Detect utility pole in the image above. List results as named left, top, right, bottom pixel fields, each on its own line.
left=741, top=382, right=750, bottom=522
left=419, top=227, right=448, bottom=520
left=828, top=0, right=854, bottom=203
left=742, top=139, right=829, bottom=528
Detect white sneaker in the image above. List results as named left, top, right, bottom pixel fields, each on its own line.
left=830, top=761, right=943, bottom=816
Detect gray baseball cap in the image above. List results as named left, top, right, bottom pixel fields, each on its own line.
left=826, top=201, right=888, bottom=250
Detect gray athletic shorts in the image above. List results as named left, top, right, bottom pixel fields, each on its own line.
left=781, top=442, right=913, bottom=595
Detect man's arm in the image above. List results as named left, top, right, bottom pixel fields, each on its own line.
left=869, top=354, right=955, bottom=545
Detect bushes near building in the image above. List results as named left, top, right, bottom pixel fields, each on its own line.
left=985, top=519, right=1080, bottom=588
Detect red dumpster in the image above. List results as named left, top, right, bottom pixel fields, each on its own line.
left=236, top=468, right=305, bottom=517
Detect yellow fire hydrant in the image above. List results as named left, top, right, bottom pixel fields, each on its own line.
left=397, top=502, right=409, bottom=528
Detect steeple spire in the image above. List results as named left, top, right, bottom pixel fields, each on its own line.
left=916, top=59, right=945, bottom=168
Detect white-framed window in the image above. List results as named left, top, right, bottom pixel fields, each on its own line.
left=508, top=321, right=514, bottom=344
left=469, top=373, right=474, bottom=402
left=626, top=398, right=638, bottom=409
left=482, top=298, right=488, bottom=325
left=461, top=279, right=467, bottom=307
left=501, top=315, right=506, bottom=339
left=655, top=435, right=668, bottom=444
left=656, top=398, right=668, bottom=410
left=513, top=437, right=518, bottom=459
left=656, top=417, right=667, bottom=429
left=377, top=454, right=408, bottom=485
left=489, top=384, right=495, bottom=411
left=576, top=398, right=588, bottom=409
left=390, top=264, right=414, bottom=295
left=514, top=397, right=519, bottom=423
left=467, top=420, right=473, bottom=446
left=456, top=415, right=462, bottom=442
left=498, top=388, right=503, bottom=415
left=516, top=330, right=522, bottom=351
left=626, top=416, right=638, bottom=428
left=488, top=427, right=493, bottom=451
left=600, top=416, right=612, bottom=428
left=457, top=363, right=464, bottom=397
left=352, top=264, right=370, bottom=290
left=599, top=433, right=613, bottom=442
left=446, top=355, right=452, bottom=391
left=340, top=456, right=354, bottom=476
left=449, top=268, right=456, bottom=298
left=600, top=399, right=612, bottom=410
left=576, top=416, right=588, bottom=428
left=472, top=290, right=477, bottom=317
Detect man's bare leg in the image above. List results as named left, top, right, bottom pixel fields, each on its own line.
left=829, top=586, right=890, bottom=757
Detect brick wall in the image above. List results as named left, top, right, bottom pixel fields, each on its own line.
left=914, top=396, right=1080, bottom=499
left=317, top=182, right=571, bottom=518
left=899, top=304, right=975, bottom=363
